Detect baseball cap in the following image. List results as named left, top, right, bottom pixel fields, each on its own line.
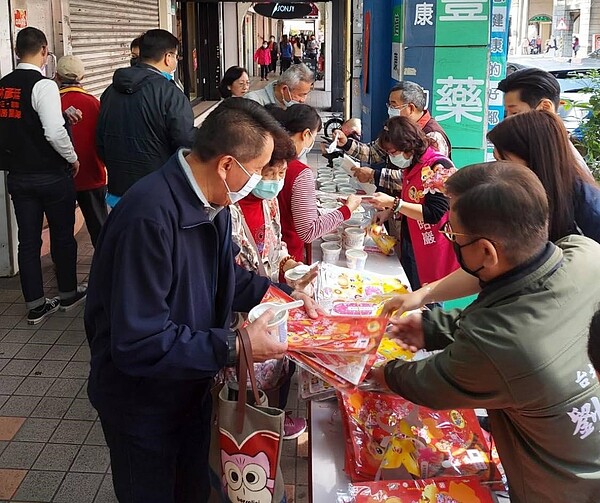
left=57, top=55, right=85, bottom=82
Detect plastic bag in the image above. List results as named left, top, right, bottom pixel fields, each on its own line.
left=367, top=223, right=397, bottom=256
left=339, top=390, right=493, bottom=482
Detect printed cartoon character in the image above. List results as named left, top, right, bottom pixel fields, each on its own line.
left=220, top=429, right=280, bottom=503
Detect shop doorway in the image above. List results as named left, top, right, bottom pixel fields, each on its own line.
left=180, top=1, right=222, bottom=103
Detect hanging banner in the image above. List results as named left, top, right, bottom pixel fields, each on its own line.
left=487, top=0, right=511, bottom=160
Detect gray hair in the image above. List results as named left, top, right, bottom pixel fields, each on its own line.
left=390, top=81, right=426, bottom=111
left=278, top=63, right=314, bottom=89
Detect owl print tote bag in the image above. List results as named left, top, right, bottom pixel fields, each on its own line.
left=217, top=327, right=286, bottom=503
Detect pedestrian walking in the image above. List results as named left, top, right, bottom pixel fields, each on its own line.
left=268, top=35, right=279, bottom=74
left=293, top=37, right=304, bottom=65
left=254, top=41, right=272, bottom=81
left=279, top=35, right=293, bottom=74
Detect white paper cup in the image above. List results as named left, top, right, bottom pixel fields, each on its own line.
left=344, top=227, right=366, bottom=249
left=284, top=264, right=311, bottom=286
left=320, top=183, right=337, bottom=193
left=248, top=302, right=289, bottom=342
left=321, top=242, right=341, bottom=264
left=322, top=232, right=342, bottom=243
left=345, top=249, right=368, bottom=270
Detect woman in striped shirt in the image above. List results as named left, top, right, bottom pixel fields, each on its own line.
left=268, top=104, right=362, bottom=262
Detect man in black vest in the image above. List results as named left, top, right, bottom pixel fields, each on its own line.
left=0, top=27, right=87, bottom=324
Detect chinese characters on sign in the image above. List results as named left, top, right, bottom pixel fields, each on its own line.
left=414, top=2, right=434, bottom=26
left=435, top=77, right=485, bottom=123
left=417, top=220, right=436, bottom=246
left=439, top=0, right=487, bottom=22
left=0, top=88, right=23, bottom=119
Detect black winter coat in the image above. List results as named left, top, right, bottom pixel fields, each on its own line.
left=96, top=64, right=195, bottom=196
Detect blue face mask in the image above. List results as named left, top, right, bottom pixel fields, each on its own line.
left=251, top=179, right=285, bottom=200
left=161, top=71, right=174, bottom=81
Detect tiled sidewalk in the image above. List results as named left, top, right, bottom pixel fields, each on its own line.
left=0, top=230, right=310, bottom=502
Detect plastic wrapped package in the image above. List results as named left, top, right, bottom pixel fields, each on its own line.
left=366, top=223, right=398, bottom=256
left=339, top=390, right=493, bottom=482
left=336, top=477, right=496, bottom=502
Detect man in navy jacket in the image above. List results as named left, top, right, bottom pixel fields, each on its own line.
left=84, top=98, right=316, bottom=502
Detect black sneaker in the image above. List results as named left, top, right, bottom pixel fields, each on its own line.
left=59, top=285, right=87, bottom=312
left=28, top=297, right=60, bottom=325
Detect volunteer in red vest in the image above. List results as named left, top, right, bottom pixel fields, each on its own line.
left=369, top=117, right=459, bottom=291
left=57, top=55, right=108, bottom=247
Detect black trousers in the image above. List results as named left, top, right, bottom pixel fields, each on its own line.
left=399, top=237, right=421, bottom=292
left=280, top=57, right=292, bottom=74
left=100, top=393, right=212, bottom=503
left=7, top=172, right=77, bottom=308
left=260, top=65, right=269, bottom=80
left=76, top=186, right=108, bottom=247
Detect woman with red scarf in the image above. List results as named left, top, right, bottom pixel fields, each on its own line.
left=368, top=117, right=459, bottom=291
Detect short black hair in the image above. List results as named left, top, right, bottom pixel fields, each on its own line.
left=139, top=29, right=178, bottom=62
left=130, top=36, right=142, bottom=51
left=589, top=307, right=600, bottom=374
left=498, top=68, right=561, bottom=110
left=194, top=98, right=288, bottom=164
left=16, top=27, right=47, bottom=58
left=266, top=103, right=322, bottom=134
left=445, top=161, right=549, bottom=264
left=219, top=66, right=248, bottom=98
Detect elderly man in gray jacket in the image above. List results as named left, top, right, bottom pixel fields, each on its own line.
left=375, top=161, right=600, bottom=503
left=245, top=63, right=314, bottom=109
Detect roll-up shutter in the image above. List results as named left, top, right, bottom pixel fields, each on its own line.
left=69, top=0, right=160, bottom=97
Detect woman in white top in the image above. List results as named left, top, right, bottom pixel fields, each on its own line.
left=293, top=37, right=304, bottom=64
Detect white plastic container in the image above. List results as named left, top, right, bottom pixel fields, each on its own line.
left=344, top=227, right=366, bottom=249
left=247, top=302, right=289, bottom=343
left=321, top=242, right=342, bottom=263
left=345, top=249, right=368, bottom=270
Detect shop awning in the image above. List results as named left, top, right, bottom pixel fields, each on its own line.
left=529, top=14, right=552, bottom=23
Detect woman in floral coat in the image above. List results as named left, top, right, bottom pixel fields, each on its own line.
left=229, top=136, right=314, bottom=440
left=369, top=117, right=459, bottom=291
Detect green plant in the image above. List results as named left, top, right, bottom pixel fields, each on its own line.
left=563, top=70, right=600, bottom=181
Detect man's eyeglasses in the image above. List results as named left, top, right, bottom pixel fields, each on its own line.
left=168, top=52, right=183, bottom=61
left=439, top=221, right=479, bottom=243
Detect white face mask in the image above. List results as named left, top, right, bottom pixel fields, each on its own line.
left=283, top=87, right=300, bottom=109
left=224, top=159, right=262, bottom=204
left=299, top=130, right=316, bottom=158
left=387, top=104, right=408, bottom=118
left=389, top=153, right=413, bottom=168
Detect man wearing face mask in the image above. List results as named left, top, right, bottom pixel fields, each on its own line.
left=374, top=161, right=600, bottom=503
left=244, top=63, right=314, bottom=109
left=85, top=98, right=319, bottom=501
left=96, top=29, right=194, bottom=208
left=336, top=82, right=451, bottom=194
left=129, top=36, right=141, bottom=66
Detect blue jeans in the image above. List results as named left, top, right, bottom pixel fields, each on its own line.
left=7, top=172, right=78, bottom=308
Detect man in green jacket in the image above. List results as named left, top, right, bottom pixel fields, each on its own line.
left=375, top=161, right=600, bottom=503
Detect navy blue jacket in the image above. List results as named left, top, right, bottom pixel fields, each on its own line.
left=575, top=178, right=600, bottom=243
left=85, top=153, right=289, bottom=431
